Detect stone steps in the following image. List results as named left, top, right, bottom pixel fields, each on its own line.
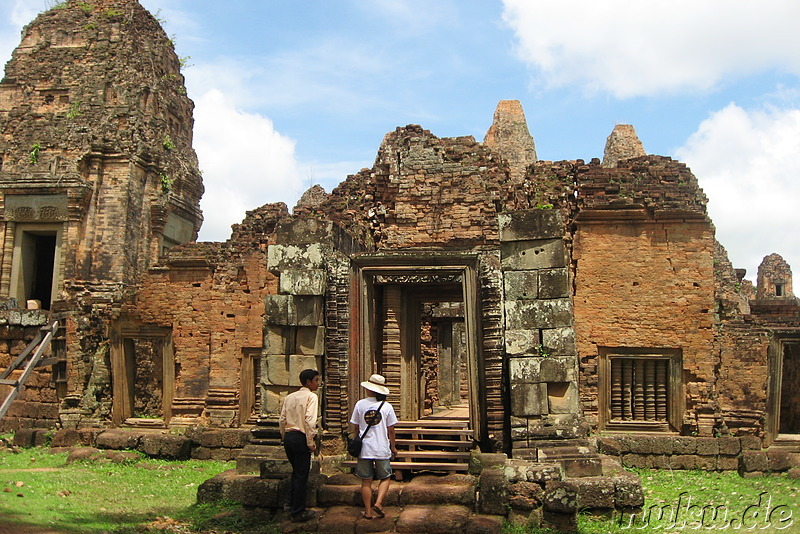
left=280, top=504, right=503, bottom=534
left=344, top=418, right=475, bottom=476
left=280, top=473, right=503, bottom=533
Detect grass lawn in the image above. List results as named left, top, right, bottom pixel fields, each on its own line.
left=2, top=443, right=799, bottom=533
left=0, top=444, right=265, bottom=533
left=576, top=468, right=800, bottom=534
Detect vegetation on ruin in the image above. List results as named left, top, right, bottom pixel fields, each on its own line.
left=46, top=1, right=69, bottom=10
left=29, top=143, right=42, bottom=165
left=66, top=100, right=82, bottom=119
left=159, top=172, right=173, bottom=194
left=162, top=135, right=176, bottom=151
left=2, top=443, right=798, bottom=533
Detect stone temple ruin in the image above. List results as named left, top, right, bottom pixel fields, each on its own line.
left=1, top=0, right=800, bottom=530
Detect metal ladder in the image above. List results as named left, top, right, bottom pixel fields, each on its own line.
left=0, top=319, right=61, bottom=421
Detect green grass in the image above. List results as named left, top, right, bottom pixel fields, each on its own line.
left=578, top=469, right=799, bottom=533
left=0, top=445, right=259, bottom=533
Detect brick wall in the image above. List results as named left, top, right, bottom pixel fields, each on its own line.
left=573, top=218, right=716, bottom=430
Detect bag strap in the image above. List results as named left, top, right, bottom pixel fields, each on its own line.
left=358, top=400, right=386, bottom=440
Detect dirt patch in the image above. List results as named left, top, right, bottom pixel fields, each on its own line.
left=0, top=519, right=67, bottom=533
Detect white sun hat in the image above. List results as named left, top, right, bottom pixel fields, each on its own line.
left=360, top=374, right=390, bottom=396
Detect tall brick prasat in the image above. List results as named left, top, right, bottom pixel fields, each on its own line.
left=0, top=0, right=202, bottom=429
left=1, top=0, right=798, bottom=469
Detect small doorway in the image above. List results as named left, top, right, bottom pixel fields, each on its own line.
left=10, top=224, right=63, bottom=310
left=109, top=323, right=174, bottom=426
left=779, top=342, right=800, bottom=434
left=239, top=348, right=261, bottom=425
left=405, top=290, right=469, bottom=420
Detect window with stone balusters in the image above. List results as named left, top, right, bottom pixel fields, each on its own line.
left=599, top=348, right=682, bottom=432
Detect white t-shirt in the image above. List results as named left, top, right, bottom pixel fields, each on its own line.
left=350, top=397, right=398, bottom=459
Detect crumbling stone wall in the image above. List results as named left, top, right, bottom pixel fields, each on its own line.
left=298, top=125, right=512, bottom=249
left=501, top=209, right=580, bottom=455
left=121, top=203, right=287, bottom=427
left=1, top=0, right=795, bottom=467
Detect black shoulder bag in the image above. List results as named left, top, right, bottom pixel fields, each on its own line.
left=348, top=400, right=385, bottom=458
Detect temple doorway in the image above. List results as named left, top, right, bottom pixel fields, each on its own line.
left=109, top=322, right=174, bottom=426
left=352, top=256, right=482, bottom=439
left=779, top=341, right=800, bottom=434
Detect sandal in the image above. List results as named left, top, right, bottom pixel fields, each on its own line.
left=372, top=506, right=385, bottom=518
left=361, top=512, right=374, bottom=520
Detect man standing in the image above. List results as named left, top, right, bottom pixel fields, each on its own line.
left=350, top=374, right=398, bottom=520
left=279, top=368, right=321, bottom=523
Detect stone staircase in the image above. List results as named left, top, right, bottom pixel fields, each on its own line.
left=208, top=417, right=644, bottom=531
left=341, top=419, right=474, bottom=478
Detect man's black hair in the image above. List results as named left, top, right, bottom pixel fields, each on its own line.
left=375, top=392, right=387, bottom=401
left=299, top=368, right=320, bottom=386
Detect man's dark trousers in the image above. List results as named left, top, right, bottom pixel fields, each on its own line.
left=283, top=430, right=311, bottom=516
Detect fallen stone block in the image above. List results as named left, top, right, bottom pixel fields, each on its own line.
left=508, top=481, right=544, bottom=511
left=95, top=429, right=141, bottom=450
left=478, top=468, right=508, bottom=515
left=464, top=514, right=505, bottom=534
left=138, top=434, right=191, bottom=460
left=398, top=483, right=475, bottom=506
left=543, top=480, right=578, bottom=514
left=739, top=450, right=769, bottom=473
left=613, top=472, right=644, bottom=508
left=395, top=505, right=471, bottom=534
left=572, top=476, right=615, bottom=510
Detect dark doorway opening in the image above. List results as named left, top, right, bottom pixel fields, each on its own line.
left=779, top=342, right=800, bottom=434
left=19, top=231, right=56, bottom=309
left=30, top=233, right=56, bottom=308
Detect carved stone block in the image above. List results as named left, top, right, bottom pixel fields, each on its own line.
left=279, top=269, right=325, bottom=295
left=296, top=326, right=324, bottom=356
left=500, top=239, right=566, bottom=270
left=505, top=299, right=572, bottom=329
left=541, top=327, right=576, bottom=355
left=498, top=210, right=563, bottom=242
left=511, top=382, right=548, bottom=416
left=505, top=329, right=541, bottom=357
left=509, top=356, right=540, bottom=384
left=538, top=268, right=569, bottom=299
left=267, top=243, right=325, bottom=273
left=504, top=270, right=538, bottom=300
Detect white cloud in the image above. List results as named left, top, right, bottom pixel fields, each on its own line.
left=501, top=0, right=800, bottom=98
left=193, top=89, right=303, bottom=241
left=675, top=103, right=800, bottom=280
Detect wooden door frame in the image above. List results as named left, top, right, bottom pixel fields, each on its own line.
left=766, top=332, right=800, bottom=445
left=109, top=321, right=174, bottom=426
left=351, top=253, right=482, bottom=439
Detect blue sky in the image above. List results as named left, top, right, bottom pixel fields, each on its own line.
left=2, top=0, right=799, bottom=282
